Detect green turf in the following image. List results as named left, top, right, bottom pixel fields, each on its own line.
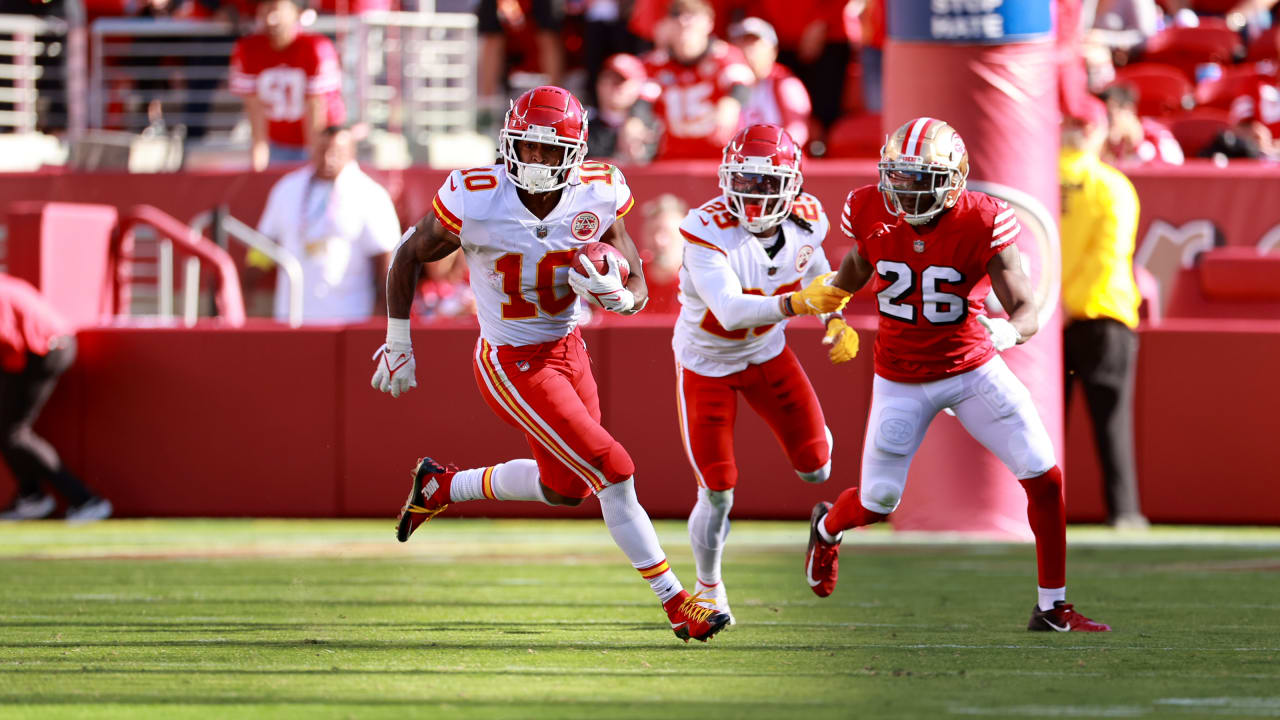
left=1, top=520, right=1277, bottom=719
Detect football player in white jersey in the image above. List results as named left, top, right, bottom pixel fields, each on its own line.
left=370, top=86, right=731, bottom=642
left=673, top=124, right=858, bottom=623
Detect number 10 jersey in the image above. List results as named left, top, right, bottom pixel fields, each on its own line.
left=432, top=162, right=634, bottom=347
left=841, top=185, right=1021, bottom=383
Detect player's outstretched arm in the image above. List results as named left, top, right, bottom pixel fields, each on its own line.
left=371, top=212, right=460, bottom=398
left=831, top=244, right=874, bottom=295
left=985, top=244, right=1039, bottom=346
left=600, top=216, right=649, bottom=313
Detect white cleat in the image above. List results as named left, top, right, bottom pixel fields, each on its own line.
left=65, top=497, right=113, bottom=526
left=695, top=580, right=735, bottom=626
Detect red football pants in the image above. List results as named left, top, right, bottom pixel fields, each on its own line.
left=473, top=329, right=634, bottom=499
left=675, top=346, right=829, bottom=491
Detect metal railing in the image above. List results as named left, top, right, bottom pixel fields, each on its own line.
left=88, top=13, right=477, bottom=155
left=189, top=210, right=306, bottom=327
left=0, top=12, right=85, bottom=137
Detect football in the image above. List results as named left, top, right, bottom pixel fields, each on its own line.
left=571, top=241, right=630, bottom=284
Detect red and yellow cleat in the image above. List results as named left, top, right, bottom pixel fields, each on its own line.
left=395, top=457, right=457, bottom=542
left=1028, top=602, right=1112, bottom=632
left=664, top=589, right=731, bottom=643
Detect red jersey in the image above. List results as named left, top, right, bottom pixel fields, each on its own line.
left=840, top=186, right=1020, bottom=383
left=1228, top=79, right=1280, bottom=136
left=640, top=41, right=755, bottom=160
left=230, top=33, right=345, bottom=148
left=0, top=275, right=72, bottom=373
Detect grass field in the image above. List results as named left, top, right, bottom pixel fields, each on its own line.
left=1, top=519, right=1278, bottom=719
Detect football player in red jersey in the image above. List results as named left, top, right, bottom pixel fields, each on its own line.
left=800, top=117, right=1112, bottom=633
left=625, top=0, right=756, bottom=160
left=230, top=0, right=345, bottom=170
left=371, top=86, right=731, bottom=643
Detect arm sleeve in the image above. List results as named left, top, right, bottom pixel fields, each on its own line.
left=306, top=37, right=342, bottom=96
left=229, top=40, right=256, bottom=95
left=1103, top=172, right=1140, bottom=262
left=611, top=165, right=635, bottom=218
left=839, top=190, right=865, bottom=255
left=681, top=226, right=789, bottom=331
left=986, top=199, right=1021, bottom=262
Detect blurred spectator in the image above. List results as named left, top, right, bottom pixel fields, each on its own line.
left=636, top=193, right=687, bottom=315
left=729, top=17, right=812, bottom=148
left=755, top=0, right=852, bottom=134
left=626, top=0, right=754, bottom=160
left=1201, top=85, right=1280, bottom=157
left=253, top=126, right=402, bottom=324
left=582, top=0, right=647, bottom=108
left=1163, top=0, right=1278, bottom=33
left=859, top=0, right=884, bottom=113
left=1101, top=84, right=1186, bottom=163
left=1227, top=74, right=1280, bottom=134
left=230, top=0, right=345, bottom=171
left=0, top=275, right=112, bottom=525
left=587, top=54, right=653, bottom=161
left=1059, top=96, right=1148, bottom=531
left=1087, top=0, right=1163, bottom=55
left=475, top=0, right=566, bottom=134
left=414, top=250, right=475, bottom=319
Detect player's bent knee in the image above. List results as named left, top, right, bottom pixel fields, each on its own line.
left=698, top=460, right=738, bottom=491
left=796, top=459, right=831, bottom=484
left=599, top=442, right=636, bottom=485
left=862, top=482, right=903, bottom=514
left=703, top=487, right=734, bottom=510
left=541, top=484, right=586, bottom=507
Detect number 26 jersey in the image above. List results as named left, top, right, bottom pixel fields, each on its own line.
left=841, top=185, right=1020, bottom=383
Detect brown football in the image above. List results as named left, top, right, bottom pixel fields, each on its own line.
left=571, top=242, right=630, bottom=284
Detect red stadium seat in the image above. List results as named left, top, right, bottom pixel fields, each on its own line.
left=1139, top=26, right=1244, bottom=79
left=1194, top=65, right=1275, bottom=108
left=1168, top=107, right=1231, bottom=156
left=1245, top=26, right=1279, bottom=62
left=824, top=113, right=884, bottom=158
left=1110, top=63, right=1195, bottom=117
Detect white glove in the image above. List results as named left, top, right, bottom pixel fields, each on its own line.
left=371, top=340, right=417, bottom=398
left=977, top=315, right=1022, bottom=352
left=567, top=253, right=635, bottom=314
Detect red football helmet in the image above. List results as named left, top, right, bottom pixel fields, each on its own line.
left=499, top=86, right=590, bottom=193
left=718, top=124, right=804, bottom=233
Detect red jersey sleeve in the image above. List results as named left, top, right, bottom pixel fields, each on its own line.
left=304, top=35, right=342, bottom=96
left=229, top=38, right=256, bottom=96
left=432, top=171, right=465, bottom=235
left=715, top=44, right=755, bottom=93
left=984, top=195, right=1021, bottom=263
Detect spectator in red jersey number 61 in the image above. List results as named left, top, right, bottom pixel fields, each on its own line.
left=230, top=0, right=346, bottom=171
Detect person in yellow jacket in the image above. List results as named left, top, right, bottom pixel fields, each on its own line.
left=1059, top=96, right=1147, bottom=530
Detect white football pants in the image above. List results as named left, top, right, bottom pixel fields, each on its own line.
left=858, top=355, right=1056, bottom=515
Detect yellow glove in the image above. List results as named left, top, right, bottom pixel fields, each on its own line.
left=822, top=317, right=859, bottom=364
left=785, top=272, right=852, bottom=316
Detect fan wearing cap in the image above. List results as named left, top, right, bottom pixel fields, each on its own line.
left=672, top=124, right=849, bottom=624
left=230, top=0, right=346, bottom=171
left=729, top=17, right=813, bottom=149
left=626, top=0, right=756, bottom=159
left=586, top=54, right=654, bottom=162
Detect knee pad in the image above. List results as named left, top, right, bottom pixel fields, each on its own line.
left=702, top=487, right=734, bottom=511
left=862, top=480, right=903, bottom=514
left=600, top=441, right=636, bottom=485
left=794, top=425, right=834, bottom=483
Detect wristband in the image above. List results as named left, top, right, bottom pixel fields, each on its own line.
left=387, top=317, right=412, bottom=347
left=780, top=295, right=797, bottom=317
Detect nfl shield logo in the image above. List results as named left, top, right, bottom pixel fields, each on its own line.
left=913, top=239, right=926, bottom=253
left=535, top=225, right=548, bottom=238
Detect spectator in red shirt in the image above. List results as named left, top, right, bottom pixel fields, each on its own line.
left=0, top=276, right=111, bottom=525
left=626, top=0, right=755, bottom=160
left=729, top=17, right=812, bottom=149
left=750, top=0, right=852, bottom=133
left=1101, top=84, right=1186, bottom=164
left=230, top=0, right=345, bottom=170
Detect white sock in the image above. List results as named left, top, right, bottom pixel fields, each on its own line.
left=597, top=477, right=683, bottom=603
left=450, top=460, right=550, bottom=504
left=688, top=488, right=733, bottom=586
left=1038, top=586, right=1066, bottom=612
left=818, top=515, right=843, bottom=544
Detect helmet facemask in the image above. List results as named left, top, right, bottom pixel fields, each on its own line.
left=499, top=119, right=588, bottom=194
left=877, top=160, right=964, bottom=225
left=718, top=157, right=802, bottom=233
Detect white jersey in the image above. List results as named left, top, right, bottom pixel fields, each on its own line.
left=431, top=161, right=635, bottom=347
left=673, top=193, right=832, bottom=377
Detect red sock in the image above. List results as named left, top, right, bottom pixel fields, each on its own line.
left=1020, top=466, right=1066, bottom=589
left=823, top=486, right=888, bottom=535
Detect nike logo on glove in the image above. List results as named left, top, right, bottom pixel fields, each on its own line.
left=805, top=554, right=822, bottom=588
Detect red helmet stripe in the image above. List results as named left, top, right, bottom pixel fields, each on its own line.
left=902, top=117, right=935, bottom=156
